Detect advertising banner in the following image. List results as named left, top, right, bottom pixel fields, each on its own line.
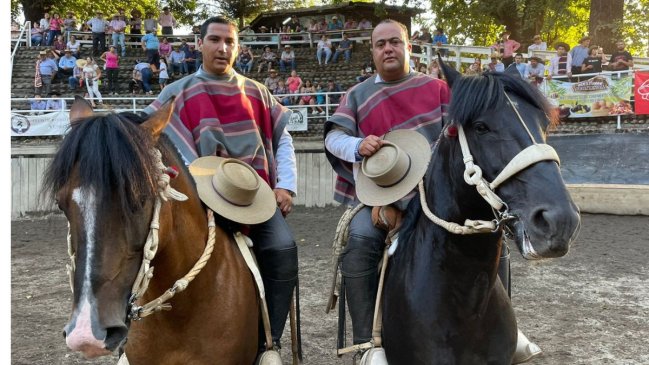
left=634, top=71, right=649, bottom=115
left=541, top=74, right=633, bottom=118
left=11, top=111, right=70, bottom=136
left=285, top=108, right=308, bottom=132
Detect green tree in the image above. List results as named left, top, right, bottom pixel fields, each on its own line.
left=621, top=0, right=649, bottom=57
left=588, top=0, right=624, bottom=53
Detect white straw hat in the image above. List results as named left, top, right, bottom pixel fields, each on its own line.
left=356, top=130, right=432, bottom=206
left=189, top=157, right=276, bottom=224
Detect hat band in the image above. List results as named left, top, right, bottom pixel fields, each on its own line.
left=376, top=156, right=412, bottom=188
left=213, top=182, right=254, bottom=207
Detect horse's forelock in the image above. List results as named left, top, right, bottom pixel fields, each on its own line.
left=43, top=112, right=159, bottom=218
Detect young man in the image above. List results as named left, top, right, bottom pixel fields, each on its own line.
left=608, top=40, right=634, bottom=71
left=143, top=17, right=298, bottom=357
left=324, top=18, right=541, bottom=364
left=569, top=36, right=591, bottom=75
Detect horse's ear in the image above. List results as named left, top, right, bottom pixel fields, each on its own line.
left=69, top=95, right=94, bottom=127
left=141, top=96, right=176, bottom=141
left=438, top=54, right=460, bottom=88
left=504, top=63, right=522, bottom=79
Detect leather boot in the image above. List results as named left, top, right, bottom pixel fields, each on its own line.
left=344, top=272, right=379, bottom=344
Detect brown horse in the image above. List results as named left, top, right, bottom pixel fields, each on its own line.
left=43, top=97, right=259, bottom=364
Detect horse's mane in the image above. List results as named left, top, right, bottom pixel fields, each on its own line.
left=448, top=71, right=558, bottom=128
left=42, top=112, right=179, bottom=218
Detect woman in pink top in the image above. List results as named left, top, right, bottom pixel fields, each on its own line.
left=159, top=37, right=172, bottom=64
left=48, top=13, right=64, bottom=47
left=286, top=70, right=303, bottom=104
left=101, top=45, right=120, bottom=95
left=491, top=31, right=520, bottom=68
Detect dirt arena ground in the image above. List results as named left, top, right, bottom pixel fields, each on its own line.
left=11, top=206, right=649, bottom=365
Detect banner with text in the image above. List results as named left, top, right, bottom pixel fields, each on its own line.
left=541, top=74, right=634, bottom=118
left=285, top=108, right=308, bottom=132
left=11, top=111, right=70, bottom=136
left=634, top=71, right=649, bottom=115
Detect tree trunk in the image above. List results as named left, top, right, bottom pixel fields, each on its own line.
left=21, top=0, right=53, bottom=24
left=588, top=0, right=624, bottom=53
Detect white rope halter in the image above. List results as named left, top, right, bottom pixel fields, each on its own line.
left=419, top=92, right=561, bottom=235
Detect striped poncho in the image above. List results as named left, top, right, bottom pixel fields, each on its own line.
left=324, top=71, right=450, bottom=205
left=144, top=67, right=292, bottom=188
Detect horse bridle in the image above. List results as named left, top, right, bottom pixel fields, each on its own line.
left=419, top=92, right=561, bottom=235
left=65, top=148, right=216, bottom=321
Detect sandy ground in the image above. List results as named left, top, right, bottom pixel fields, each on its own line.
left=11, top=206, right=649, bottom=364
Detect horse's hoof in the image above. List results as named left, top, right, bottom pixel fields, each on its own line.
left=512, top=329, right=542, bottom=364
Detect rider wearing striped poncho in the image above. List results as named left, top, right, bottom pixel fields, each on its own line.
left=144, top=16, right=298, bottom=356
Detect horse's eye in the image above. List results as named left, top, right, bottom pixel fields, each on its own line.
left=473, top=122, right=490, bottom=134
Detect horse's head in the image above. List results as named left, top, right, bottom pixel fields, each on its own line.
left=439, top=59, right=580, bottom=259
left=43, top=96, right=176, bottom=358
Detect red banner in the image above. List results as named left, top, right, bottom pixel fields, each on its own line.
left=635, top=71, right=649, bottom=115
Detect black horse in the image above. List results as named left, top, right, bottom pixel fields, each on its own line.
left=382, top=62, right=581, bottom=364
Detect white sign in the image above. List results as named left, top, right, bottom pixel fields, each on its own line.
left=286, top=108, right=308, bottom=132
left=11, top=111, right=70, bottom=136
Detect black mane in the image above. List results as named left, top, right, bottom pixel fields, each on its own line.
left=42, top=112, right=161, bottom=217
left=447, top=71, right=556, bottom=127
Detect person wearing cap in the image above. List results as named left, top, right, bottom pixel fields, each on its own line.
left=548, top=42, right=572, bottom=79
left=257, top=46, right=278, bottom=74
left=57, top=49, right=77, bottom=85
left=143, top=17, right=298, bottom=357
left=158, top=6, right=177, bottom=35
left=333, top=32, right=353, bottom=64
left=328, top=15, right=343, bottom=31
left=109, top=14, right=127, bottom=57
left=569, top=36, right=591, bottom=75
left=324, top=19, right=542, bottom=364
left=527, top=35, right=547, bottom=53
left=69, top=59, right=85, bottom=91
left=279, top=44, right=296, bottom=72
left=87, top=11, right=109, bottom=56
left=491, top=30, right=520, bottom=67
left=170, top=44, right=187, bottom=76
left=264, top=69, right=281, bottom=92
left=525, top=56, right=545, bottom=86
left=36, top=50, right=58, bottom=96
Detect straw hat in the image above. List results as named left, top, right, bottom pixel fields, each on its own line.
left=356, top=130, right=432, bottom=206
left=39, top=50, right=48, bottom=55
left=76, top=59, right=87, bottom=68
left=554, top=42, right=570, bottom=51
left=189, top=157, right=276, bottom=224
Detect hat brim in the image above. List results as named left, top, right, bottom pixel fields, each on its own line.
left=189, top=156, right=277, bottom=225
left=76, top=60, right=87, bottom=67
left=356, top=130, right=432, bottom=206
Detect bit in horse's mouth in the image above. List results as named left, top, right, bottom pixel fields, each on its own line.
left=507, top=221, right=541, bottom=260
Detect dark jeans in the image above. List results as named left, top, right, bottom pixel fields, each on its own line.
left=161, top=26, right=173, bottom=35
left=47, top=30, right=61, bottom=46
left=106, top=68, right=119, bottom=93
left=57, top=68, right=73, bottom=84
left=140, top=67, right=153, bottom=92
left=145, top=49, right=160, bottom=66
left=92, top=32, right=106, bottom=56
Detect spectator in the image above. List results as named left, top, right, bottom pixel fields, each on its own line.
left=344, top=17, right=357, bottom=30
left=236, top=44, right=254, bottom=74
left=464, top=58, right=482, bottom=76
left=417, top=62, right=428, bottom=74
left=57, top=49, right=77, bottom=85
left=356, top=65, right=374, bottom=83
left=315, top=81, right=326, bottom=109
left=192, top=25, right=201, bottom=35
left=158, top=58, right=169, bottom=90
left=325, top=79, right=342, bottom=106
left=487, top=53, right=505, bottom=72
left=273, top=79, right=292, bottom=106
left=87, top=11, right=109, bottom=56
left=48, top=13, right=64, bottom=46
left=582, top=46, right=603, bottom=74
left=82, top=57, right=103, bottom=107
left=158, top=6, right=177, bottom=36
left=410, top=30, right=422, bottom=57
left=143, top=12, right=158, bottom=34
left=133, top=60, right=154, bottom=94
left=264, top=69, right=281, bottom=92
left=525, top=56, right=545, bottom=85
left=358, top=17, right=372, bottom=37
left=100, top=45, right=120, bottom=95
left=418, top=28, right=432, bottom=44
left=508, top=53, right=526, bottom=77
left=279, top=44, right=296, bottom=72
left=328, top=16, right=343, bottom=31
left=159, top=37, right=172, bottom=64
left=308, top=18, right=323, bottom=34
left=37, top=51, right=58, bottom=96
left=69, top=60, right=85, bottom=91
left=257, top=26, right=271, bottom=44
left=129, top=10, right=143, bottom=40
left=298, top=79, right=319, bottom=114
left=66, top=34, right=81, bottom=58
left=30, top=94, right=47, bottom=114
left=45, top=92, right=66, bottom=110
left=31, top=22, right=44, bottom=46
left=141, top=29, right=160, bottom=72
left=333, top=33, right=353, bottom=64
left=491, top=30, right=520, bottom=67
left=257, top=46, right=277, bottom=74
left=170, top=45, right=187, bottom=76
left=569, top=36, right=591, bottom=75
left=51, top=34, right=67, bottom=59
left=316, top=34, right=333, bottom=66
left=528, top=35, right=547, bottom=53
left=63, top=11, right=77, bottom=38
left=433, top=27, right=448, bottom=57
left=548, top=42, right=572, bottom=79
left=185, top=45, right=198, bottom=74
left=428, top=60, right=441, bottom=79
left=286, top=69, right=303, bottom=104
left=608, top=40, right=633, bottom=71
left=39, top=12, right=51, bottom=46
left=109, top=14, right=127, bottom=57
left=239, top=25, right=256, bottom=43
left=288, top=15, right=301, bottom=32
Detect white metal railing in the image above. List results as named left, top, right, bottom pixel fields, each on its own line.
left=11, top=21, right=31, bottom=74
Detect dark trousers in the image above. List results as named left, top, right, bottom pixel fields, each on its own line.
left=140, top=67, right=153, bottom=92
left=161, top=26, right=173, bottom=35
left=36, top=74, right=53, bottom=96
left=92, top=32, right=106, bottom=56
left=502, top=56, right=514, bottom=68
left=57, top=68, right=73, bottom=84
left=106, top=68, right=119, bottom=93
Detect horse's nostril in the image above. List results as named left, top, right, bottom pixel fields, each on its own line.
left=530, top=208, right=552, bottom=234
left=104, top=326, right=128, bottom=352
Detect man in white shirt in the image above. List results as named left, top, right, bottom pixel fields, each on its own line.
left=279, top=44, right=296, bottom=73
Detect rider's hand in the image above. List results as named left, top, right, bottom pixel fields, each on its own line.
left=274, top=188, right=293, bottom=217
left=358, top=135, right=384, bottom=157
